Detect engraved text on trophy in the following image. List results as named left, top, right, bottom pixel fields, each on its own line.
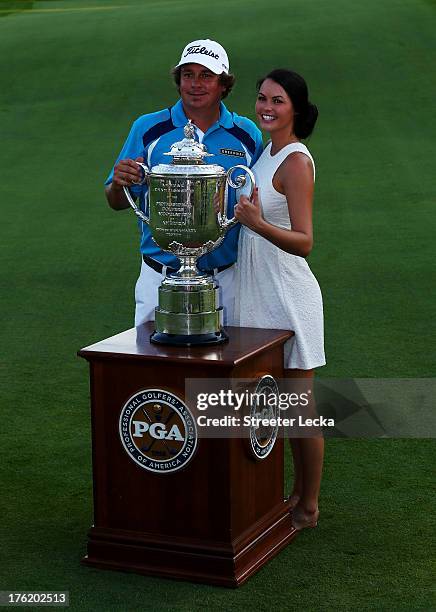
left=149, top=177, right=224, bottom=250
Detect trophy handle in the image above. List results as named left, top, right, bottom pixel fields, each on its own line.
left=222, top=165, right=256, bottom=230
left=122, top=162, right=150, bottom=224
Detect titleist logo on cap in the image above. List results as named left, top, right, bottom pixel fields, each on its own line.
left=184, top=45, right=220, bottom=60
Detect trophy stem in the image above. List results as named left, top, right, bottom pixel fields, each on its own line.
left=176, top=256, right=202, bottom=279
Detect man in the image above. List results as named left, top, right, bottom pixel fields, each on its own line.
left=105, top=39, right=263, bottom=326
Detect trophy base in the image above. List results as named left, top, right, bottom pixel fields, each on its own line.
left=152, top=273, right=227, bottom=346
left=150, top=329, right=228, bottom=347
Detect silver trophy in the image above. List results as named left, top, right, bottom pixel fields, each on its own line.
left=122, top=121, right=255, bottom=346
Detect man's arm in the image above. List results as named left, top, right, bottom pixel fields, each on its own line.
left=105, top=183, right=129, bottom=210
left=105, top=157, right=144, bottom=210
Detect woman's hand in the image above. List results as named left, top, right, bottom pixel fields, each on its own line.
left=234, top=188, right=263, bottom=231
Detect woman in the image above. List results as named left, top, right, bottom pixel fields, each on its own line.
left=234, top=69, right=325, bottom=531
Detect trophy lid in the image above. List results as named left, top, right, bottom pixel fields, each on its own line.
left=164, top=120, right=214, bottom=165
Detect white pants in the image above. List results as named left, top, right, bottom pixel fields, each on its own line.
left=134, top=260, right=235, bottom=327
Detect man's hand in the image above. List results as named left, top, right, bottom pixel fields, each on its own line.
left=113, top=156, right=145, bottom=189
left=105, top=156, right=144, bottom=210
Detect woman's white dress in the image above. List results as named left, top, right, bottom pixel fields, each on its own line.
left=234, top=142, right=326, bottom=370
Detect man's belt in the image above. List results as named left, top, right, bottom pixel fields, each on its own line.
left=142, top=255, right=233, bottom=276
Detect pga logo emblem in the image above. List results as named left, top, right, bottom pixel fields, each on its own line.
left=119, top=389, right=197, bottom=474
left=132, top=420, right=184, bottom=442
left=249, top=375, right=280, bottom=460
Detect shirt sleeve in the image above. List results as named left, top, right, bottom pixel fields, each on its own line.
left=104, top=117, right=146, bottom=199
left=251, top=127, right=264, bottom=166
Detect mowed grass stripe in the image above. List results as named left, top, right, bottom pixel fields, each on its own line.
left=0, top=6, right=129, bottom=13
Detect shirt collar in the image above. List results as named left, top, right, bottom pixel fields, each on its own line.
left=171, top=99, right=234, bottom=130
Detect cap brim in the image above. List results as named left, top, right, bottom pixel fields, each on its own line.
left=175, top=58, right=225, bottom=75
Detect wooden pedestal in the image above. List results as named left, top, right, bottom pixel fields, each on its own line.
left=78, top=323, right=297, bottom=587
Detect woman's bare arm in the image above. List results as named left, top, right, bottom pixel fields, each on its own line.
left=234, top=152, right=314, bottom=257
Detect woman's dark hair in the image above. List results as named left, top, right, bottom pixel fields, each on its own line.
left=172, top=66, right=235, bottom=99
left=257, top=69, right=318, bottom=138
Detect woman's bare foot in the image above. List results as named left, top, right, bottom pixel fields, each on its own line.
left=291, top=505, right=319, bottom=530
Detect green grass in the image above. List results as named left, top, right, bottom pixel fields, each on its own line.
left=1, top=0, right=435, bottom=610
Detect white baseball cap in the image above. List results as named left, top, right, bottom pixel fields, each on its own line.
left=176, top=39, right=229, bottom=75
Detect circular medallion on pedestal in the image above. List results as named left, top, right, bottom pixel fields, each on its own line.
left=119, top=389, right=197, bottom=473
left=248, top=375, right=280, bottom=461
